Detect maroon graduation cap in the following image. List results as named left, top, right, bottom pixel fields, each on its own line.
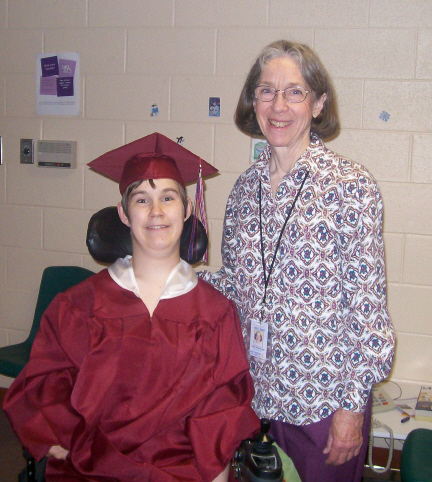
left=87, top=132, right=218, bottom=194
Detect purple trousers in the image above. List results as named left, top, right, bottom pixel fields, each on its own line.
left=269, top=397, right=372, bottom=482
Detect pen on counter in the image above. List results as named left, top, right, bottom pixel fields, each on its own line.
left=395, top=404, right=414, bottom=423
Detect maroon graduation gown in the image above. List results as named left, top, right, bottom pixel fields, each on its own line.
left=4, top=269, right=260, bottom=481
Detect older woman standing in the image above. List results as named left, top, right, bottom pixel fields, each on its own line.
left=201, top=40, right=395, bottom=481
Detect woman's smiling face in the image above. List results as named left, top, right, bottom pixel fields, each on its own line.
left=253, top=56, right=326, bottom=154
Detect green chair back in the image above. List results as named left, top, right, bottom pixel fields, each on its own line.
left=0, top=266, right=94, bottom=378
left=401, top=428, right=432, bottom=482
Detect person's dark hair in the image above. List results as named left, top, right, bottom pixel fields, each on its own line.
left=234, top=40, right=339, bottom=140
left=121, top=179, right=189, bottom=219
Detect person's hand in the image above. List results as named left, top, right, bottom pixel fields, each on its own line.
left=322, top=408, right=364, bottom=465
left=47, top=445, right=69, bottom=460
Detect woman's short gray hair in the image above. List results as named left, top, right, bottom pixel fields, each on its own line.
left=234, top=40, right=339, bottom=140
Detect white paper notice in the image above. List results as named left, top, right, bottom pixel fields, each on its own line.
left=36, top=53, right=80, bottom=116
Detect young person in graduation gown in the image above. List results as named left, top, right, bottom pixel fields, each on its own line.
left=4, top=133, right=260, bottom=482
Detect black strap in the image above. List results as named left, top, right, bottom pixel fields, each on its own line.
left=259, top=170, right=309, bottom=306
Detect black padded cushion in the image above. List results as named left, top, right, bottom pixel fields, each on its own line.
left=86, top=206, right=208, bottom=265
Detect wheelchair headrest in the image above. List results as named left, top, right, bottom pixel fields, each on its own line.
left=86, top=206, right=208, bottom=265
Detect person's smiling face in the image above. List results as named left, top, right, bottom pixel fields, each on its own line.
left=119, top=178, right=191, bottom=259
left=254, top=56, right=326, bottom=155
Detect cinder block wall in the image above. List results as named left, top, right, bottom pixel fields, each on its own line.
left=1, top=0, right=431, bottom=388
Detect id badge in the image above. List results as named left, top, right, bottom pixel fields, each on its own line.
left=249, top=319, right=269, bottom=361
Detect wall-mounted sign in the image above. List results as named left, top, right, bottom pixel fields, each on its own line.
left=209, top=97, right=220, bottom=117
left=251, top=138, right=268, bottom=163
left=36, top=52, right=80, bottom=116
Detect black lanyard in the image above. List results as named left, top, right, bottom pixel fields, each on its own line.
left=258, top=169, right=309, bottom=307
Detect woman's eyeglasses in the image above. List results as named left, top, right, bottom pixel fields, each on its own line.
left=254, top=85, right=313, bottom=103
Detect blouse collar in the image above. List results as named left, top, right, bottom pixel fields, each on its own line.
left=257, top=133, right=323, bottom=182
left=108, top=256, right=198, bottom=300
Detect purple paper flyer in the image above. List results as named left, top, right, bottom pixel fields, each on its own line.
left=57, top=77, right=74, bottom=97
left=41, top=56, right=59, bottom=77
left=58, top=59, right=76, bottom=77
left=39, top=76, right=57, bottom=96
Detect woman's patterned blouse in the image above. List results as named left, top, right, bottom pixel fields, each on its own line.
left=201, top=133, right=395, bottom=425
